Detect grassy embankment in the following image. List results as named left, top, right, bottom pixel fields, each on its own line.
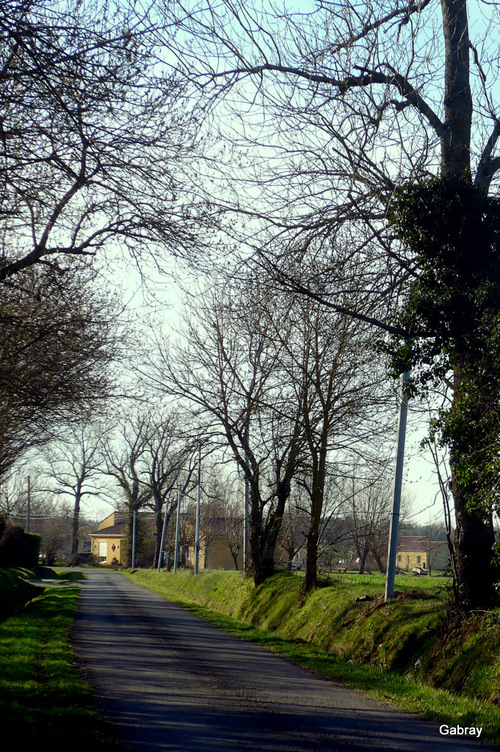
left=125, top=568, right=500, bottom=743
left=0, top=569, right=122, bottom=751
left=0, top=566, right=42, bottom=621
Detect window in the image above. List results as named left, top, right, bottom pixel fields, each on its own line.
left=98, top=541, right=107, bottom=563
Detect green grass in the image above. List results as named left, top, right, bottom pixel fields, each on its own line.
left=0, top=582, right=122, bottom=751
left=124, top=569, right=500, bottom=744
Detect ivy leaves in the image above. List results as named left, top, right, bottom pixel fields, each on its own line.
left=391, top=175, right=500, bottom=374
left=385, top=174, right=500, bottom=514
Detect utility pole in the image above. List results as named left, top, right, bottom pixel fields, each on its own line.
left=385, top=371, right=410, bottom=601
left=243, top=477, right=249, bottom=573
left=158, top=508, right=168, bottom=573
left=64, top=510, right=69, bottom=564
left=194, top=446, right=202, bottom=575
left=131, top=509, right=137, bottom=569
left=174, top=484, right=182, bottom=573
left=26, top=475, right=31, bottom=533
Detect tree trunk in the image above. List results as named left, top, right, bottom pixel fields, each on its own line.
left=440, top=0, right=472, bottom=176
left=249, top=503, right=284, bottom=585
left=358, top=550, right=368, bottom=575
left=70, top=486, right=82, bottom=563
left=452, top=469, right=497, bottom=610
left=125, top=506, right=136, bottom=568
left=248, top=456, right=294, bottom=586
left=304, top=529, right=319, bottom=591
left=439, top=0, right=498, bottom=609
left=304, top=482, right=323, bottom=592
left=251, top=547, right=277, bottom=585
left=303, top=440, right=328, bottom=592
left=230, top=547, right=239, bottom=570
left=372, top=551, right=385, bottom=574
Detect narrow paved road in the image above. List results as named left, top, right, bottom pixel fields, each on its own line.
left=72, top=571, right=495, bottom=752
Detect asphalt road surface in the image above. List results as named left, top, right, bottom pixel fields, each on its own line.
left=72, top=570, right=497, bottom=752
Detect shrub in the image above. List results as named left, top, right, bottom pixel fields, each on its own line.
left=0, top=520, right=42, bottom=567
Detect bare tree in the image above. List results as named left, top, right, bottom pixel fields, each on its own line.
left=38, top=511, right=70, bottom=567
left=143, top=417, right=200, bottom=568
left=41, top=423, right=110, bottom=562
left=200, top=466, right=243, bottom=570
left=349, top=479, right=392, bottom=575
left=0, top=468, right=71, bottom=565
left=104, top=413, right=153, bottom=567
left=0, top=0, right=198, bottom=284
left=0, top=2, right=204, bottom=480
left=0, top=466, right=43, bottom=523
left=149, top=275, right=396, bottom=587
left=275, top=296, right=393, bottom=591
left=149, top=281, right=305, bottom=585
left=103, top=409, right=200, bottom=567
left=346, top=470, right=412, bottom=574
left=278, top=487, right=309, bottom=571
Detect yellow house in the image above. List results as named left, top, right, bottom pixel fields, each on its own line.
left=89, top=512, right=126, bottom=565
left=397, top=535, right=449, bottom=573
left=187, top=535, right=243, bottom=571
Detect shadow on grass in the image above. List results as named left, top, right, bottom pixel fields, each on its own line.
left=38, top=567, right=86, bottom=581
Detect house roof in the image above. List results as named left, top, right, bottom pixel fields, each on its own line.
left=398, top=536, right=446, bottom=553
left=89, top=523, right=126, bottom=538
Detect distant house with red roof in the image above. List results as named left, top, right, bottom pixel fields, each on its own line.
left=397, top=535, right=450, bottom=574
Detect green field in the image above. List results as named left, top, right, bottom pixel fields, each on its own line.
left=124, top=568, right=500, bottom=744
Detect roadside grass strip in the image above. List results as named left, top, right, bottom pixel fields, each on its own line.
left=0, top=584, right=122, bottom=751
left=123, top=569, right=500, bottom=745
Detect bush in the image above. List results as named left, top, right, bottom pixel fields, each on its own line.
left=0, top=517, right=42, bottom=568
left=0, top=568, right=40, bottom=622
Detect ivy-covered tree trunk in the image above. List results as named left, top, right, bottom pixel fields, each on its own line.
left=439, top=0, right=499, bottom=609
left=454, top=493, right=496, bottom=610
left=391, top=183, right=500, bottom=610
left=387, top=0, right=500, bottom=610
left=448, top=360, right=500, bottom=610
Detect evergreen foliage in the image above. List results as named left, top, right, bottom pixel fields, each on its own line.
left=386, top=177, right=500, bottom=578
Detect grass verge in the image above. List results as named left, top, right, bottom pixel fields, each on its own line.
left=0, top=582, right=122, bottom=751
left=123, top=569, right=500, bottom=744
